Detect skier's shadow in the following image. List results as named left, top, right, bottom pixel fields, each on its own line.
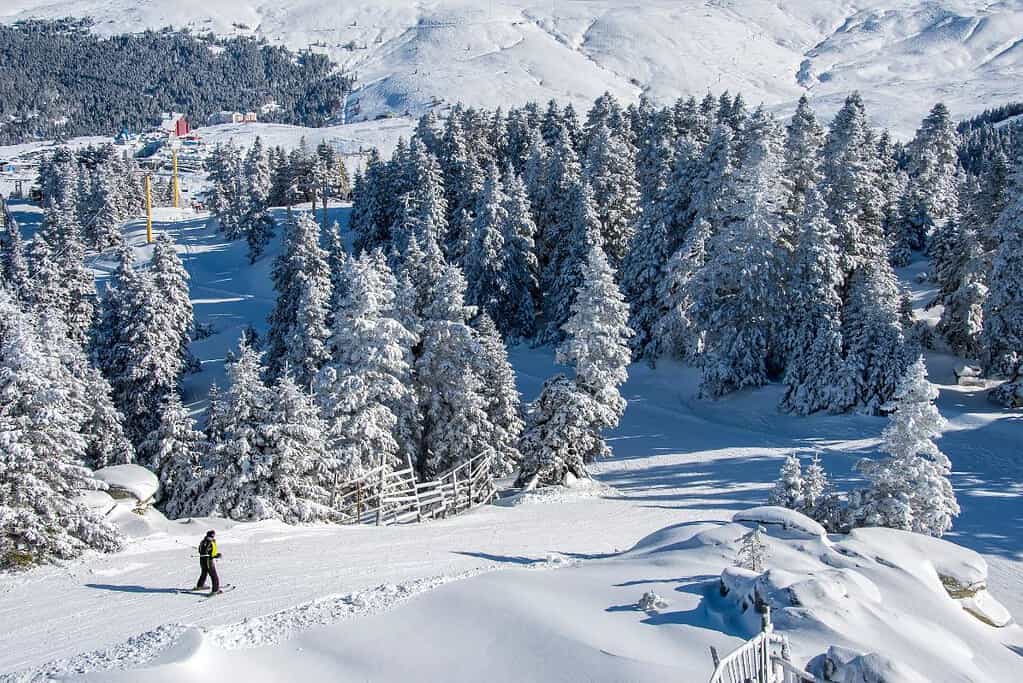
left=85, top=583, right=183, bottom=595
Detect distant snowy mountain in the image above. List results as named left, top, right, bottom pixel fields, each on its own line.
left=3, top=0, right=1023, bottom=136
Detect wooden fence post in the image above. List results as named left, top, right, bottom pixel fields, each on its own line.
left=376, top=468, right=385, bottom=526
left=408, top=456, right=423, bottom=523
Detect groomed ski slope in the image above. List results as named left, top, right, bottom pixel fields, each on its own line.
left=0, top=204, right=1021, bottom=681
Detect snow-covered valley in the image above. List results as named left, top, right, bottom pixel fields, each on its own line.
left=0, top=203, right=1020, bottom=682
left=4, top=0, right=1023, bottom=136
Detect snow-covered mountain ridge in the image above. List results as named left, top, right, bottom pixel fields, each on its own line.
left=3, top=0, right=1023, bottom=136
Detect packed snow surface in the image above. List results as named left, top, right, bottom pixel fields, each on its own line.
left=3, top=1, right=1023, bottom=136
left=0, top=202, right=1021, bottom=682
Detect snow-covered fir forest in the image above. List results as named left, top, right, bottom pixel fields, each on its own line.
left=4, top=82, right=1020, bottom=561
left=2, top=56, right=1023, bottom=681
left=0, top=19, right=354, bottom=144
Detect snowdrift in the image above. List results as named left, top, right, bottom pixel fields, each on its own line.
left=65, top=511, right=1021, bottom=683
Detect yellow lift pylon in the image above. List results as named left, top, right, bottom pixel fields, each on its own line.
left=144, top=174, right=153, bottom=244
left=172, top=147, right=180, bottom=209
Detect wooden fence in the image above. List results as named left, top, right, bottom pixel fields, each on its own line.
left=708, top=607, right=822, bottom=683
left=330, top=451, right=497, bottom=526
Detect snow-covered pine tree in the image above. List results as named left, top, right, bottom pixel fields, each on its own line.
left=139, top=390, right=203, bottom=519
left=471, top=314, right=524, bottom=475
left=243, top=137, right=276, bottom=262
left=901, top=103, right=960, bottom=252
left=780, top=188, right=856, bottom=414
left=515, top=375, right=612, bottom=489
left=691, top=110, right=787, bottom=398
left=87, top=162, right=127, bottom=250
left=350, top=149, right=392, bottom=253
left=735, top=526, right=768, bottom=573
left=841, top=263, right=912, bottom=415
left=192, top=338, right=275, bottom=520
left=536, top=124, right=583, bottom=304
left=150, top=234, right=193, bottom=372
left=497, top=168, right=540, bottom=339
left=557, top=242, right=632, bottom=455
left=79, top=364, right=135, bottom=470
left=0, top=209, right=30, bottom=305
left=0, top=291, right=123, bottom=567
left=94, top=243, right=183, bottom=444
left=401, top=138, right=450, bottom=258
left=414, top=264, right=494, bottom=477
left=257, top=371, right=335, bottom=522
left=464, top=163, right=510, bottom=322
left=653, top=217, right=713, bottom=362
left=767, top=455, right=803, bottom=509
left=542, top=178, right=603, bottom=342
left=316, top=251, right=416, bottom=482
left=782, top=95, right=824, bottom=232
left=583, top=122, right=639, bottom=267
left=981, top=173, right=1023, bottom=393
left=874, top=131, right=908, bottom=266
left=265, top=211, right=331, bottom=385
left=203, top=381, right=229, bottom=446
left=517, top=244, right=632, bottom=488
left=822, top=92, right=888, bottom=274
left=437, top=118, right=478, bottom=263
left=621, top=120, right=675, bottom=361
left=800, top=453, right=831, bottom=519
left=852, top=357, right=959, bottom=536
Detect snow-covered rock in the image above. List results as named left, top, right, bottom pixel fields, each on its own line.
left=959, top=590, right=1014, bottom=628
left=75, top=489, right=117, bottom=515
left=812, top=646, right=929, bottom=683
left=93, top=465, right=160, bottom=506
left=733, top=506, right=827, bottom=539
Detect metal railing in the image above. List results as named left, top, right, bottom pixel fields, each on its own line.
left=708, top=606, right=822, bottom=683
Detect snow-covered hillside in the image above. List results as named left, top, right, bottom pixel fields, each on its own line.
left=1, top=200, right=1021, bottom=682
left=3, top=1, right=1023, bottom=136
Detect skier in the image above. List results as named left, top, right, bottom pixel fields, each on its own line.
left=194, top=530, right=222, bottom=594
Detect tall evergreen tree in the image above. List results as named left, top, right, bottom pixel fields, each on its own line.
left=471, top=314, right=524, bottom=475
left=691, top=111, right=787, bottom=397
left=266, top=212, right=331, bottom=385
left=982, top=176, right=1023, bottom=388
left=517, top=244, right=631, bottom=488
left=781, top=189, right=856, bottom=414
left=139, top=391, right=204, bottom=518
left=317, top=252, right=415, bottom=481
left=0, top=291, right=122, bottom=567
left=583, top=122, right=639, bottom=267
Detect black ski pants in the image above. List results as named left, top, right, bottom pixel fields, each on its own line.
left=196, top=557, right=219, bottom=592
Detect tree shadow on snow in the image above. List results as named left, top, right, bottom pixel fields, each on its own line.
left=85, top=583, right=185, bottom=595
left=452, top=551, right=544, bottom=565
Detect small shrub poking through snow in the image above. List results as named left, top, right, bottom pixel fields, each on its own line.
left=637, top=591, right=668, bottom=612
left=735, top=525, right=768, bottom=572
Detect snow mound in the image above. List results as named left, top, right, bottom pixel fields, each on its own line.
left=733, top=506, right=827, bottom=539
left=496, top=476, right=616, bottom=507
left=93, top=465, right=159, bottom=504
left=812, top=645, right=929, bottom=683
left=75, top=490, right=117, bottom=515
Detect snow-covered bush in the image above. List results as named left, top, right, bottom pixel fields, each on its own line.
left=850, top=357, right=959, bottom=536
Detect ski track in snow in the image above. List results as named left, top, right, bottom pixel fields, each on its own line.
left=3, top=572, right=492, bottom=682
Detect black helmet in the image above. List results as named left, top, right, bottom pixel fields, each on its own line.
left=206, top=530, right=216, bottom=538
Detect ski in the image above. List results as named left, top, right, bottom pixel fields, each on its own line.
left=201, top=584, right=235, bottom=598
